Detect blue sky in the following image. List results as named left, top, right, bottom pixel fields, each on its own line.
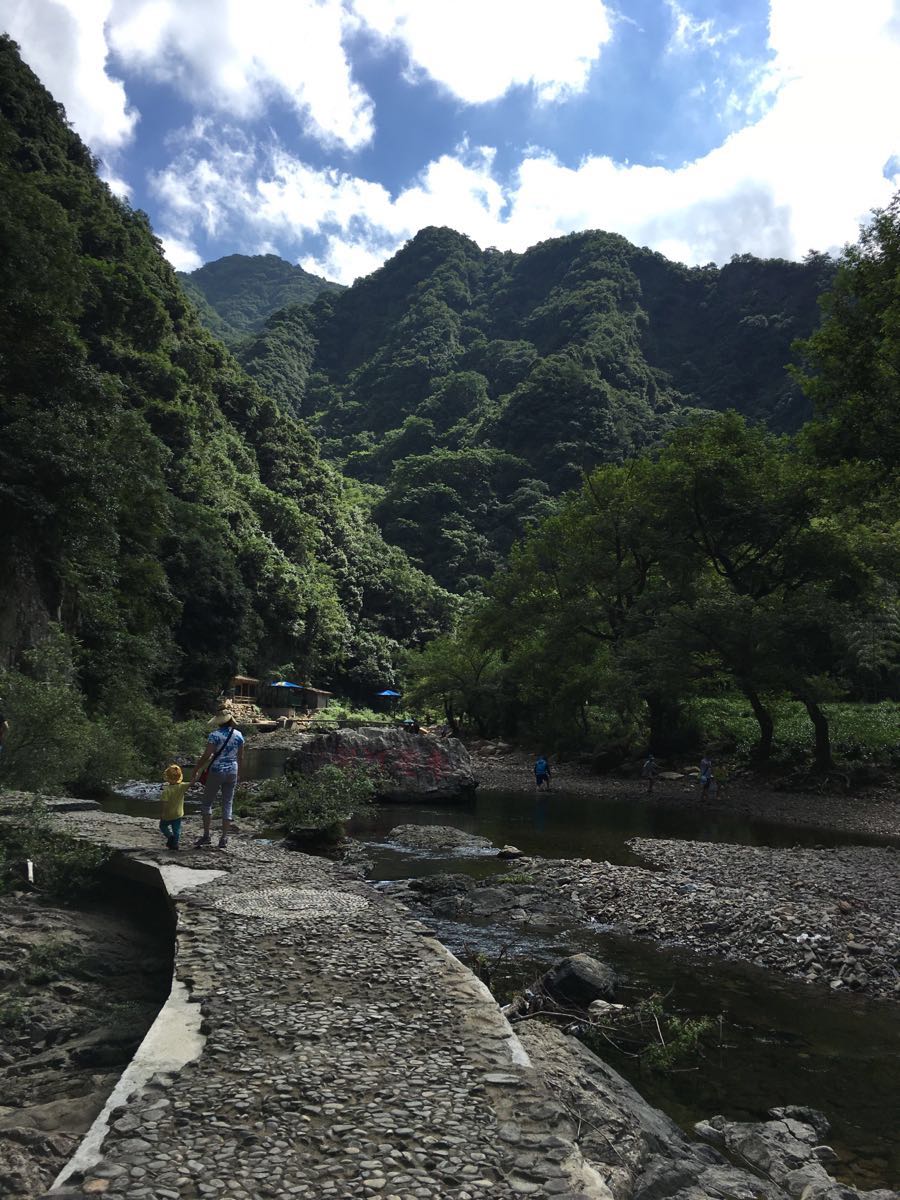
left=3, top=0, right=899, bottom=282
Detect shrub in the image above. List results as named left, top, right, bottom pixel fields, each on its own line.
left=579, top=992, right=717, bottom=1074
left=256, top=764, right=378, bottom=838
left=324, top=702, right=386, bottom=725
left=0, top=627, right=210, bottom=794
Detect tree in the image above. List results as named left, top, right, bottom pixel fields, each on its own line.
left=796, top=193, right=900, bottom=477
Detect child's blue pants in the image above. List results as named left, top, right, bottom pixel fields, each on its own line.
left=159, top=818, right=182, bottom=843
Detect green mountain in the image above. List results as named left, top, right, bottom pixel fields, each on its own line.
left=177, top=254, right=343, bottom=344
left=226, top=227, right=833, bottom=591
left=0, top=36, right=449, bottom=723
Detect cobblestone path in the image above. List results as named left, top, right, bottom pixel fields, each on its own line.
left=16, top=808, right=609, bottom=1199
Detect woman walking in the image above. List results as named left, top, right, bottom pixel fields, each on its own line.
left=191, top=708, right=244, bottom=849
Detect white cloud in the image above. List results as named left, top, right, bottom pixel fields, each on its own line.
left=2, top=0, right=617, bottom=163
left=108, top=0, right=375, bottom=150
left=0, top=0, right=137, bottom=150
left=351, top=0, right=613, bottom=102
left=160, top=233, right=202, bottom=271
left=151, top=1, right=900, bottom=284
left=666, top=0, right=734, bottom=53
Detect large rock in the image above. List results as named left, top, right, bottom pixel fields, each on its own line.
left=541, top=953, right=619, bottom=1008
left=388, top=824, right=493, bottom=851
left=693, top=1110, right=898, bottom=1200
left=518, top=1024, right=894, bottom=1200
left=286, top=726, right=477, bottom=801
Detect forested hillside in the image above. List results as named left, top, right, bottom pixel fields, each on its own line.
left=0, top=36, right=449, bottom=778
left=406, top=197, right=900, bottom=763
left=178, top=254, right=343, bottom=346
left=226, top=227, right=833, bottom=591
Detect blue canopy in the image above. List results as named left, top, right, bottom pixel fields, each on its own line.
left=376, top=688, right=401, bottom=697
left=271, top=681, right=303, bottom=688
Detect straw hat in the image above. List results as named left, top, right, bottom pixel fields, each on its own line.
left=207, top=709, right=236, bottom=728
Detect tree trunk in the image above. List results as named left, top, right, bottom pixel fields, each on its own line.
left=743, top=686, right=774, bottom=761
left=798, top=694, right=833, bottom=771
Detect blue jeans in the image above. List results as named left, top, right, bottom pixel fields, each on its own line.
left=159, top=817, right=182, bottom=845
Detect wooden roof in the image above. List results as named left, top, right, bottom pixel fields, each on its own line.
left=231, top=675, right=259, bottom=684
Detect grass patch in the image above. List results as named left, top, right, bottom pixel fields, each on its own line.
left=687, top=697, right=900, bottom=766
left=0, top=801, right=113, bottom=900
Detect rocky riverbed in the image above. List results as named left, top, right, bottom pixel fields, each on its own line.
left=393, top=838, right=900, bottom=1002
left=0, top=889, right=171, bottom=1198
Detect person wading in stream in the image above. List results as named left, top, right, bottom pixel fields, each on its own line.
left=534, top=754, right=552, bottom=791
left=191, top=709, right=244, bottom=850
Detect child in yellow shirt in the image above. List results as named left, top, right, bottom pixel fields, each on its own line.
left=160, top=764, right=191, bottom=851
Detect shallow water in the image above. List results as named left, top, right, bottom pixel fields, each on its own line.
left=104, top=752, right=900, bottom=1187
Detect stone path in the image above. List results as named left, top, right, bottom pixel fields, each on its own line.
left=5, top=804, right=610, bottom=1199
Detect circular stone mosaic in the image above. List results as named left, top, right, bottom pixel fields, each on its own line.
left=212, top=886, right=370, bottom=924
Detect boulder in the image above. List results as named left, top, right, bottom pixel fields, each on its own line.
left=497, top=845, right=525, bottom=859
left=286, top=726, right=477, bottom=801
left=540, top=953, right=618, bottom=1008
left=388, top=824, right=493, bottom=851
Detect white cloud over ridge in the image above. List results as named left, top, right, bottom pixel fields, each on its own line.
left=154, top=0, right=900, bottom=283
left=2, top=0, right=613, bottom=161
left=3, top=0, right=898, bottom=284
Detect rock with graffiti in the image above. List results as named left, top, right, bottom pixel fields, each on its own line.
left=286, top=726, right=478, bottom=801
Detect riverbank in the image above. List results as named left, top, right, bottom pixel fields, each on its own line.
left=245, top=728, right=900, bottom=840
left=470, top=747, right=900, bottom=841
left=0, top=888, right=171, bottom=1198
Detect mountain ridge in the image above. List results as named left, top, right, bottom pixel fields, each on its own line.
left=178, top=252, right=343, bottom=345
left=196, top=225, right=835, bottom=591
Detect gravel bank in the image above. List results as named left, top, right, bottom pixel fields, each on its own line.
left=403, top=839, right=900, bottom=1003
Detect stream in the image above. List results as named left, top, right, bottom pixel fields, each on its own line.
left=106, top=749, right=900, bottom=1189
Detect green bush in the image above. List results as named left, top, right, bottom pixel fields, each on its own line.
left=256, top=764, right=378, bottom=837
left=324, top=702, right=387, bottom=725
left=0, top=627, right=209, bottom=794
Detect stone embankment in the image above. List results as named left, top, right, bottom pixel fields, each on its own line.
left=1, top=801, right=613, bottom=1200
left=398, top=840, right=900, bottom=1002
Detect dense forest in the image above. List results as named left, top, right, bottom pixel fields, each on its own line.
left=0, top=37, right=450, bottom=784
left=184, top=228, right=834, bottom=591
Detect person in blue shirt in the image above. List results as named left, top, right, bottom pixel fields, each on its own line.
left=534, top=755, right=552, bottom=791
left=191, top=709, right=245, bottom=849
